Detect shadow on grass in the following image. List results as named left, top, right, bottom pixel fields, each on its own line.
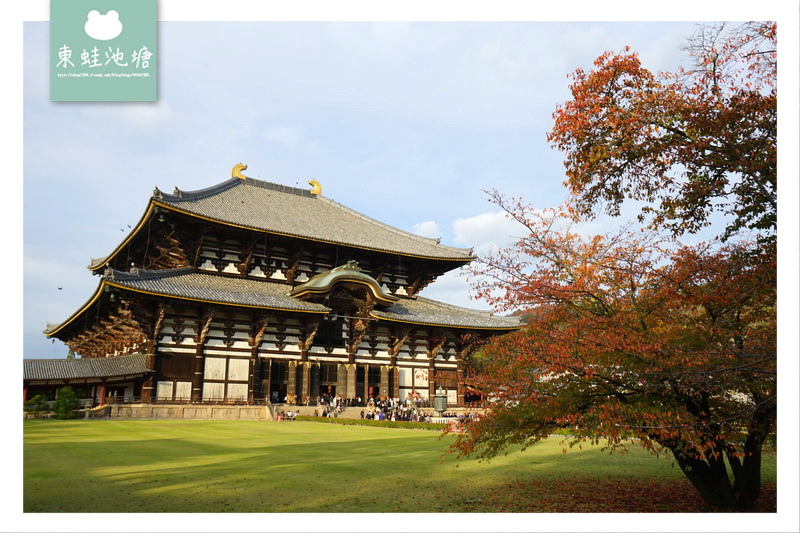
left=23, top=420, right=776, bottom=513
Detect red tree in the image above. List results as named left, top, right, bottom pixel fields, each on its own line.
left=449, top=200, right=776, bottom=510
left=448, top=23, right=778, bottom=511
left=548, top=22, right=776, bottom=241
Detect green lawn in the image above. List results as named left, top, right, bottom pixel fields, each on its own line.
left=23, top=419, right=777, bottom=513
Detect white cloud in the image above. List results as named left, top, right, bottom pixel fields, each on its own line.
left=411, top=220, right=441, bottom=238
left=452, top=210, right=523, bottom=255
left=418, top=268, right=489, bottom=311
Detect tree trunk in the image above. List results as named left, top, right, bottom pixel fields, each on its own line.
left=671, top=435, right=766, bottom=511
left=672, top=450, right=737, bottom=509
left=728, top=403, right=775, bottom=510
left=731, top=444, right=762, bottom=511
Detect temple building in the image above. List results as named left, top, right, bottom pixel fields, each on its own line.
left=39, top=165, right=519, bottom=407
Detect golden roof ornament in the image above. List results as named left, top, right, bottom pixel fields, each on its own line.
left=308, top=179, right=322, bottom=195
left=232, top=163, right=248, bottom=180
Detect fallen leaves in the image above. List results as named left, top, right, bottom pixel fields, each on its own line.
left=470, top=477, right=776, bottom=513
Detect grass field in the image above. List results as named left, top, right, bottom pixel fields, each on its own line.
left=23, top=419, right=777, bottom=513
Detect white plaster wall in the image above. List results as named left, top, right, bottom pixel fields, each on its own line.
left=204, top=357, right=226, bottom=380
left=227, top=358, right=250, bottom=381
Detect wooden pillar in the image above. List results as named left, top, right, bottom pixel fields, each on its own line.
left=296, top=319, right=318, bottom=405
left=428, top=357, right=436, bottom=401
left=300, top=362, right=311, bottom=404
left=380, top=365, right=389, bottom=399
left=344, top=364, right=356, bottom=399
left=248, top=351, right=257, bottom=404
left=141, top=353, right=156, bottom=402
left=248, top=314, right=270, bottom=404
left=390, top=366, right=399, bottom=400
left=140, top=303, right=165, bottom=403
left=193, top=308, right=214, bottom=403
left=266, top=358, right=273, bottom=403
left=23, top=383, right=29, bottom=403
left=287, top=361, right=297, bottom=404
left=192, top=344, right=205, bottom=403
left=98, top=381, right=107, bottom=406
left=426, top=330, right=447, bottom=403
left=456, top=355, right=465, bottom=407
left=337, top=364, right=348, bottom=400
left=361, top=363, right=369, bottom=402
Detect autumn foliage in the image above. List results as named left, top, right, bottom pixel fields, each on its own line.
left=450, top=202, right=775, bottom=510
left=548, top=22, right=776, bottom=241
left=451, top=22, right=777, bottom=512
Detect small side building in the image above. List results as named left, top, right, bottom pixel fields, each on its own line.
left=23, top=354, right=152, bottom=406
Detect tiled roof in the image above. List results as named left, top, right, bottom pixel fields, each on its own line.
left=48, top=268, right=519, bottom=336
left=106, top=267, right=519, bottom=329
left=372, top=296, right=521, bottom=330
left=23, top=354, right=151, bottom=381
left=104, top=267, right=330, bottom=314
left=154, top=178, right=474, bottom=261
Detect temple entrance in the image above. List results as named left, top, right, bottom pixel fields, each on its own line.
left=356, top=365, right=365, bottom=401
left=268, top=360, right=289, bottom=403
left=367, top=365, right=381, bottom=400
left=311, top=363, right=338, bottom=400
left=319, top=384, right=336, bottom=397
left=269, top=384, right=287, bottom=403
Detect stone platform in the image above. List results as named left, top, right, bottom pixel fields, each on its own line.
left=108, top=404, right=273, bottom=420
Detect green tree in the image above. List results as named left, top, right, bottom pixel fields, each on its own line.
left=54, top=386, right=83, bottom=419
left=24, top=395, right=51, bottom=417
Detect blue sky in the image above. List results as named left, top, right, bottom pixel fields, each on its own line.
left=22, top=19, right=715, bottom=359
left=8, top=3, right=800, bottom=533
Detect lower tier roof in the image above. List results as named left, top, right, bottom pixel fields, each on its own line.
left=45, top=267, right=520, bottom=337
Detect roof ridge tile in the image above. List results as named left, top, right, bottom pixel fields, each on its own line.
left=157, top=178, right=241, bottom=202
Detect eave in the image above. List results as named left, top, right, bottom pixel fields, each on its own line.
left=88, top=201, right=157, bottom=272
left=149, top=199, right=475, bottom=263
left=368, top=312, right=522, bottom=332
left=45, top=272, right=330, bottom=339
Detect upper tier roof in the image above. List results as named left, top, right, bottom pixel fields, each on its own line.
left=153, top=176, right=475, bottom=261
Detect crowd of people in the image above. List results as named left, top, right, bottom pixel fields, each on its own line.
left=358, top=396, right=443, bottom=422
left=274, top=407, right=297, bottom=421
left=274, top=392, right=483, bottom=424
left=310, top=394, right=435, bottom=421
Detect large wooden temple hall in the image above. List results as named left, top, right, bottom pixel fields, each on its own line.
left=33, top=165, right=519, bottom=408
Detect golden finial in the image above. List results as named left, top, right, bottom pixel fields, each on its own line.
left=232, top=163, right=248, bottom=180
left=308, top=179, right=322, bottom=195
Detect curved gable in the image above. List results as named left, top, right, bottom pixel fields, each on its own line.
left=290, top=261, right=399, bottom=307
